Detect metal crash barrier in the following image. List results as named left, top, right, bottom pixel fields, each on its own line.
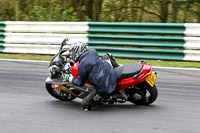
left=0, top=21, right=200, bottom=61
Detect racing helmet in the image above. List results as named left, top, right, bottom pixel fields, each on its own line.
left=69, top=41, right=87, bottom=61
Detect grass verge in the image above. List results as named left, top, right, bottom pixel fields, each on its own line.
left=115, top=58, right=200, bottom=69
left=0, top=53, right=53, bottom=61
left=0, top=53, right=200, bottom=69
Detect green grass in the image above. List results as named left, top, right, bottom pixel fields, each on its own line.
left=0, top=53, right=200, bottom=69
left=115, top=58, right=200, bottom=69
left=0, top=53, right=53, bottom=61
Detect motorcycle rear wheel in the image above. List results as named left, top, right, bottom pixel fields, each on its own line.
left=45, top=83, right=76, bottom=101
left=129, top=82, right=158, bottom=105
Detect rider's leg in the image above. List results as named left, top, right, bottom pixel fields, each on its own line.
left=81, top=89, right=98, bottom=109
left=102, top=53, right=119, bottom=68
left=107, top=53, right=119, bottom=68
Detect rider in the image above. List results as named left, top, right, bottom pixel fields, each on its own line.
left=65, top=41, right=117, bottom=109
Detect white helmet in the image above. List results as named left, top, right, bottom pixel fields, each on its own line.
left=69, top=41, right=87, bottom=61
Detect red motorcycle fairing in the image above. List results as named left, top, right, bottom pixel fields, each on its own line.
left=71, top=62, right=79, bottom=78
left=71, top=62, right=153, bottom=90
left=71, top=61, right=91, bottom=84
left=115, top=63, right=152, bottom=90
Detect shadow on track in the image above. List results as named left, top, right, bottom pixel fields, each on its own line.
left=46, top=99, right=161, bottom=113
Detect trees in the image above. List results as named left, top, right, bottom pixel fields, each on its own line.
left=99, top=0, right=200, bottom=23
left=0, top=0, right=200, bottom=22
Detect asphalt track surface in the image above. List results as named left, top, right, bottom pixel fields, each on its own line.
left=0, top=59, right=200, bottom=133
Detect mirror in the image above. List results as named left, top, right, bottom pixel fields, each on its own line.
left=62, top=37, right=68, bottom=46
left=60, top=37, right=68, bottom=51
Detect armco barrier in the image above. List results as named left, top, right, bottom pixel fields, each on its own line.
left=88, top=22, right=185, bottom=35
left=0, top=21, right=200, bottom=61
left=0, top=21, right=89, bottom=54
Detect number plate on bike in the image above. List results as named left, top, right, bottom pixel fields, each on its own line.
left=146, top=73, right=156, bottom=87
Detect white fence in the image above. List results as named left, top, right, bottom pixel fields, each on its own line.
left=0, top=21, right=200, bottom=61
left=1, top=21, right=89, bottom=55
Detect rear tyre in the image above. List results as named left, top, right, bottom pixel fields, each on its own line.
left=129, top=82, right=158, bottom=105
left=45, top=82, right=76, bottom=101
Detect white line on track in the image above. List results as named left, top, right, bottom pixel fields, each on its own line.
left=0, top=58, right=200, bottom=71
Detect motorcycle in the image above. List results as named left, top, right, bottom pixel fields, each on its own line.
left=45, top=38, right=158, bottom=110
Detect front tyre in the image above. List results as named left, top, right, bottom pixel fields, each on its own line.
left=129, top=82, right=158, bottom=105
left=45, top=82, right=76, bottom=101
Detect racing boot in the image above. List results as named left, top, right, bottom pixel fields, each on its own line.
left=81, top=90, right=99, bottom=111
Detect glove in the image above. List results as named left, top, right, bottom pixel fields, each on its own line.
left=65, top=74, right=73, bottom=82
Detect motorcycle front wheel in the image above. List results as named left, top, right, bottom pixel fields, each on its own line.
left=45, top=83, right=76, bottom=101
left=129, top=82, right=158, bottom=105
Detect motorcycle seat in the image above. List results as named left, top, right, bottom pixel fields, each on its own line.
left=114, top=63, right=143, bottom=82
